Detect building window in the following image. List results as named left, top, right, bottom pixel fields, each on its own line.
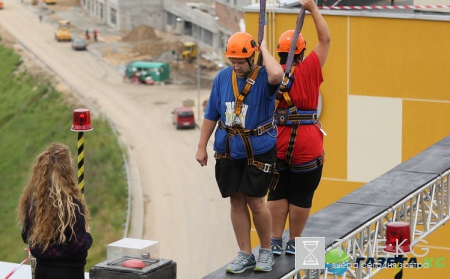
left=111, top=8, right=117, bottom=25
left=227, top=8, right=231, bottom=21
left=99, top=3, right=103, bottom=19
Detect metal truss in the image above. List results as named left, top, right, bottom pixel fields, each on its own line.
left=282, top=169, right=449, bottom=279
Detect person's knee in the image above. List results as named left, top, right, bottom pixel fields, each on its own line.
left=246, top=197, right=267, bottom=213
left=289, top=197, right=313, bottom=208
left=230, top=192, right=246, bottom=208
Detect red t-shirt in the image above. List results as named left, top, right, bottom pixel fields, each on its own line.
left=276, top=51, right=324, bottom=164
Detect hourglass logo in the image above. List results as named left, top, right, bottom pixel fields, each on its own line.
left=295, top=237, right=325, bottom=269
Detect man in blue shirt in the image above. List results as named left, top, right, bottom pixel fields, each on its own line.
left=196, top=31, right=283, bottom=273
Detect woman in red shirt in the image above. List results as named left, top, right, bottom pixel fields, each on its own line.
left=268, top=0, right=331, bottom=256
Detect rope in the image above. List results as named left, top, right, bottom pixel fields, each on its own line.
left=256, top=0, right=266, bottom=66
left=4, top=248, right=31, bottom=279
left=284, top=7, right=306, bottom=73
left=318, top=5, right=450, bottom=10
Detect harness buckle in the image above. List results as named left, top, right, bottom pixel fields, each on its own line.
left=281, top=74, right=290, bottom=86
left=312, top=113, right=318, bottom=121
left=246, top=78, right=255, bottom=85
left=263, top=163, right=271, bottom=173
left=288, top=106, right=298, bottom=114
left=233, top=115, right=241, bottom=125
left=257, top=126, right=263, bottom=135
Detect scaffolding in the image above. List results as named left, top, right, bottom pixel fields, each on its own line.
left=284, top=169, right=449, bottom=279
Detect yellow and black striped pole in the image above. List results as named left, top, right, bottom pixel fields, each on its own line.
left=71, top=109, right=93, bottom=196
left=394, top=256, right=404, bottom=279
left=77, top=131, right=86, bottom=194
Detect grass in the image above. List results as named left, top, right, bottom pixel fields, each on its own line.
left=0, top=37, right=128, bottom=270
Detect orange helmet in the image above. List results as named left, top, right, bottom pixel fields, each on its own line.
left=225, top=32, right=258, bottom=58
left=276, top=30, right=306, bottom=54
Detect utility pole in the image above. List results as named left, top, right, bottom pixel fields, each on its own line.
left=197, top=41, right=201, bottom=120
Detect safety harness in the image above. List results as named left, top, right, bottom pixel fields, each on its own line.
left=215, top=66, right=279, bottom=188
left=274, top=66, right=325, bottom=172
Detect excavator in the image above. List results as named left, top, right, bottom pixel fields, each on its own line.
left=181, top=42, right=198, bottom=62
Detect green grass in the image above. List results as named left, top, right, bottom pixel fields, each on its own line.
left=0, top=37, right=128, bottom=270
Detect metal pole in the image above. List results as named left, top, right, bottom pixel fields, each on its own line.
left=71, top=108, right=92, bottom=197
left=77, top=131, right=85, bottom=195
left=197, top=41, right=201, bottom=120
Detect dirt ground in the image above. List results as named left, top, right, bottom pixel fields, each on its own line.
left=26, top=0, right=223, bottom=85
left=0, top=25, right=59, bottom=86
left=2, top=0, right=223, bottom=89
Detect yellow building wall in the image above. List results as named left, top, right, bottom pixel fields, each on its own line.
left=245, top=10, right=450, bottom=277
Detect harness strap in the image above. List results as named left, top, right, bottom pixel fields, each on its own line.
left=285, top=121, right=299, bottom=164
left=218, top=119, right=274, bottom=165
left=232, top=66, right=261, bottom=117
left=216, top=119, right=279, bottom=189
left=218, top=120, right=274, bottom=137
left=278, top=153, right=324, bottom=173
left=274, top=110, right=318, bottom=125
left=275, top=66, right=296, bottom=109
left=215, top=151, right=279, bottom=189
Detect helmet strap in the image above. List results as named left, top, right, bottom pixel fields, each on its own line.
left=244, top=55, right=256, bottom=76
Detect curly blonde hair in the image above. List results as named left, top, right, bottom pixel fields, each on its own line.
left=17, top=143, right=91, bottom=251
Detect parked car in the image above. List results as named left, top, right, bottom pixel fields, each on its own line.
left=172, top=106, right=195, bottom=129
left=72, top=38, right=88, bottom=50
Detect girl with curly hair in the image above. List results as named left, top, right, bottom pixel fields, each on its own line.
left=17, top=143, right=93, bottom=279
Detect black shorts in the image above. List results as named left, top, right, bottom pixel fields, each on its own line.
left=267, top=164, right=323, bottom=208
left=215, top=147, right=277, bottom=198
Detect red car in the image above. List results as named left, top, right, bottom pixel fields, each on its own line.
left=172, top=106, right=195, bottom=129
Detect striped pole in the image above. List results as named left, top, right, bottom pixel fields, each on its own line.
left=77, top=132, right=85, bottom=194
left=394, top=256, right=405, bottom=279
left=71, top=109, right=93, bottom=197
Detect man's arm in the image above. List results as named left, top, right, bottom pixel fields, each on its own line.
left=259, top=39, right=284, bottom=85
left=302, top=0, right=331, bottom=67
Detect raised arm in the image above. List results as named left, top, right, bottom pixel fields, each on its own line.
left=259, top=39, right=284, bottom=85
left=301, top=0, right=331, bottom=67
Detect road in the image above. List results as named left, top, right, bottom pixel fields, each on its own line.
left=0, top=1, right=236, bottom=278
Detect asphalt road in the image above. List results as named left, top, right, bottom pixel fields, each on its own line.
left=0, top=0, right=237, bottom=278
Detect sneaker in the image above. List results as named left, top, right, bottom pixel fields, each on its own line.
left=226, top=251, right=256, bottom=274
left=285, top=239, right=295, bottom=255
left=254, top=248, right=274, bottom=272
left=271, top=237, right=283, bottom=256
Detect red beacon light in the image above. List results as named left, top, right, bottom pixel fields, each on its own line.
left=384, top=222, right=411, bottom=254
left=71, top=109, right=93, bottom=132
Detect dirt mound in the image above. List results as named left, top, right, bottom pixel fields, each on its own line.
left=122, top=25, right=158, bottom=42
left=133, top=40, right=183, bottom=58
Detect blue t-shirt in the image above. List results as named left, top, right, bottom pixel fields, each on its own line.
left=204, top=66, right=277, bottom=159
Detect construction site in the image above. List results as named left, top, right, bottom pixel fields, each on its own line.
left=0, top=0, right=449, bottom=278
